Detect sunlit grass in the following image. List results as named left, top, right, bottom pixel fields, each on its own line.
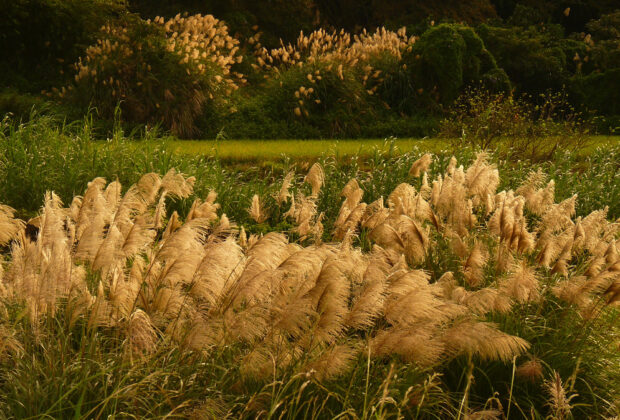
left=0, top=116, right=618, bottom=418
left=161, top=138, right=449, bottom=160
left=148, top=136, right=618, bottom=162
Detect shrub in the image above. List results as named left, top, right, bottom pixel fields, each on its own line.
left=476, top=24, right=570, bottom=96
left=403, top=24, right=511, bottom=109
left=570, top=68, right=620, bottom=118
left=0, top=91, right=57, bottom=122
left=59, top=14, right=244, bottom=137
left=440, top=88, right=590, bottom=160
left=241, top=27, right=418, bottom=137
left=564, top=11, right=620, bottom=124
left=586, top=10, right=620, bottom=41
left=320, top=0, right=498, bottom=32
left=259, top=62, right=376, bottom=138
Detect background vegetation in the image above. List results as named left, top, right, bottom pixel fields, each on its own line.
left=1, top=0, right=619, bottom=138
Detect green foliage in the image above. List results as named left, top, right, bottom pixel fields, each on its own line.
left=491, top=0, right=619, bottom=32
left=477, top=24, right=570, bottom=96
left=366, top=0, right=498, bottom=29
left=259, top=63, right=376, bottom=138
left=0, top=114, right=178, bottom=218
left=409, top=25, right=468, bottom=106
left=587, top=10, right=620, bottom=40
left=405, top=24, right=510, bottom=109
left=571, top=69, right=620, bottom=117
left=1, top=113, right=617, bottom=226
left=0, top=91, right=59, bottom=122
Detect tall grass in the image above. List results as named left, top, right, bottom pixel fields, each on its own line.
left=0, top=124, right=618, bottom=417
left=1, top=115, right=618, bottom=223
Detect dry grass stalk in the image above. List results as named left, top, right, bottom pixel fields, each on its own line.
left=248, top=194, right=268, bottom=223
left=304, top=163, right=324, bottom=198
left=544, top=371, right=577, bottom=420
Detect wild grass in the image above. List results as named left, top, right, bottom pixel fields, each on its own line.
left=1, top=115, right=618, bottom=222
left=0, top=119, right=618, bottom=417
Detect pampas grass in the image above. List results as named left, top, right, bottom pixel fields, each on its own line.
left=0, top=150, right=618, bottom=418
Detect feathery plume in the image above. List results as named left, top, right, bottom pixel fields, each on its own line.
left=0, top=205, right=24, bottom=245
left=442, top=320, right=529, bottom=362
left=125, top=309, right=158, bottom=357
left=276, top=171, right=295, bottom=206
left=544, top=371, right=577, bottom=420
left=409, top=153, right=432, bottom=177
left=516, top=358, right=543, bottom=382
left=248, top=194, right=268, bottom=223
left=499, top=261, right=540, bottom=303
left=305, top=343, right=359, bottom=381
left=370, top=326, right=444, bottom=366
left=463, top=242, right=488, bottom=287
left=304, top=163, right=324, bottom=197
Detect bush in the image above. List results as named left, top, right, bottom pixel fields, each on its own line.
left=570, top=68, right=620, bottom=118
left=320, top=0, right=498, bottom=32
left=404, top=24, right=511, bottom=109
left=564, top=11, right=620, bottom=124
left=235, top=27, right=419, bottom=137
left=260, top=62, right=376, bottom=138
left=492, top=0, right=619, bottom=32
left=60, top=14, right=244, bottom=137
left=440, top=88, right=590, bottom=160
left=0, top=91, right=58, bottom=122
left=476, top=24, right=569, bottom=96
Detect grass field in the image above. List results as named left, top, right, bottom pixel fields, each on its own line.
left=0, top=116, right=618, bottom=418
left=153, top=136, right=619, bottom=162
left=163, top=138, right=446, bottom=160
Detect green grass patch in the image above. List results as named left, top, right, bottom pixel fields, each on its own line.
left=160, top=136, right=617, bottom=161
left=162, top=138, right=448, bottom=161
